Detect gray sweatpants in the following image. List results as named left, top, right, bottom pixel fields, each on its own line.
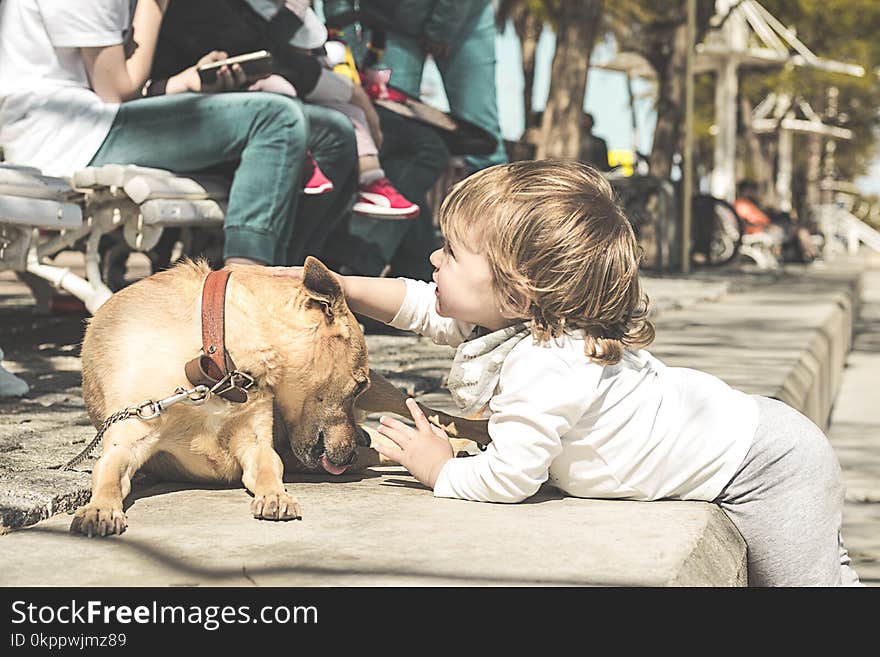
left=714, top=395, right=861, bottom=586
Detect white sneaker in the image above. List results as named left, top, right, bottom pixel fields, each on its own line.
left=0, top=349, right=28, bottom=397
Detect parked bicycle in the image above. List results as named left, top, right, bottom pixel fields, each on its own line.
left=690, top=194, right=743, bottom=267
left=604, top=154, right=745, bottom=270
left=604, top=154, right=678, bottom=271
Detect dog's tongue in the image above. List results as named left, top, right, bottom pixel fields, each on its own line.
left=320, top=454, right=348, bottom=475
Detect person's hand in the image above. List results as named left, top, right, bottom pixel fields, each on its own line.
left=375, top=398, right=454, bottom=489
left=361, top=67, right=392, bottom=100
left=271, top=265, right=346, bottom=288
left=271, top=265, right=304, bottom=280
left=166, top=50, right=247, bottom=94
left=350, top=83, right=383, bottom=149
left=248, top=74, right=298, bottom=96
left=283, top=0, right=310, bottom=19
left=419, top=35, right=450, bottom=60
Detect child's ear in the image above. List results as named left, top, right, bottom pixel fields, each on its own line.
left=498, top=289, right=530, bottom=319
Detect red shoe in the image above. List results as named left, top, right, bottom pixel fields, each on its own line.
left=302, top=153, right=333, bottom=195
left=353, top=178, right=420, bottom=219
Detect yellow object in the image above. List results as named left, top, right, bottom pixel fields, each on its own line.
left=332, top=44, right=361, bottom=85
left=608, top=149, right=635, bottom=177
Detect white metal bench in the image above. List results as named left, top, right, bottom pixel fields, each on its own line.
left=0, top=161, right=230, bottom=396
left=70, top=164, right=229, bottom=291
left=0, top=163, right=86, bottom=396
left=739, top=231, right=782, bottom=269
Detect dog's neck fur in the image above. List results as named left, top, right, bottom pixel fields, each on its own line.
left=215, top=269, right=335, bottom=393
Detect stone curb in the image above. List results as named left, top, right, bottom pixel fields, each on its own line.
left=0, top=257, right=866, bottom=587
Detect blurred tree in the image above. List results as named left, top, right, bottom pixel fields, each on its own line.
left=497, top=0, right=604, bottom=159
left=604, top=1, right=715, bottom=179
left=498, top=0, right=879, bottom=215
left=739, top=0, right=880, bottom=217
left=497, top=0, right=546, bottom=133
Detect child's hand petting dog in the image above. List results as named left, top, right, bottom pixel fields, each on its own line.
left=376, top=398, right=454, bottom=489
left=271, top=266, right=304, bottom=280
left=273, top=266, right=345, bottom=287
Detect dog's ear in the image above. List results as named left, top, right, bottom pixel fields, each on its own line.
left=302, top=256, right=344, bottom=321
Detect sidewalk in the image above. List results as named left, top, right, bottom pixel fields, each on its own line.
left=827, top=258, right=880, bottom=585
left=0, top=251, right=876, bottom=585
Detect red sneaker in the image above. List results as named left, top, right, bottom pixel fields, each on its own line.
left=353, top=178, right=420, bottom=219
left=302, top=153, right=333, bottom=195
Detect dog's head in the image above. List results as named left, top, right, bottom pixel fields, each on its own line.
left=271, top=257, right=370, bottom=475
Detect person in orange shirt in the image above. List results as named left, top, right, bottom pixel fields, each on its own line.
left=734, top=180, right=818, bottom=262
left=734, top=180, right=775, bottom=236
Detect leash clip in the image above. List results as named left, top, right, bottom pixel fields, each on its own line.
left=135, top=384, right=213, bottom=420
left=134, top=399, right=162, bottom=420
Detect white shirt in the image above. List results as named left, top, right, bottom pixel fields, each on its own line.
left=0, top=0, right=130, bottom=176
left=389, top=278, right=759, bottom=504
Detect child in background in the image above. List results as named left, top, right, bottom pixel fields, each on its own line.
left=246, top=0, right=420, bottom=218
left=275, top=159, right=861, bottom=586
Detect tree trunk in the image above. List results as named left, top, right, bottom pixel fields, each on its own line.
left=537, top=0, right=604, bottom=160
left=611, top=2, right=714, bottom=178
left=646, top=21, right=688, bottom=179
left=513, top=10, right=543, bottom=131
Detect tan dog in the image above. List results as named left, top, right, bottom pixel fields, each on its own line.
left=72, top=257, right=369, bottom=537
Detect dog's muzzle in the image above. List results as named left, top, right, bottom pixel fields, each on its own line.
left=309, top=430, right=358, bottom=475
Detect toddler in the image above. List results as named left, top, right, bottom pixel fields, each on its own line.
left=276, top=160, right=860, bottom=586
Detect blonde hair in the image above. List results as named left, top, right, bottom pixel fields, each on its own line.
left=438, top=159, right=654, bottom=365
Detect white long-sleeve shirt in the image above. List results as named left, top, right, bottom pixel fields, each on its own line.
left=389, top=278, right=759, bottom=504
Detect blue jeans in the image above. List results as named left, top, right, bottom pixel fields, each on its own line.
left=382, top=1, right=508, bottom=172
left=341, top=104, right=450, bottom=280
left=90, top=92, right=357, bottom=266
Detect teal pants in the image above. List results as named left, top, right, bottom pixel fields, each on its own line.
left=288, top=104, right=358, bottom=266
left=328, top=105, right=449, bottom=281
left=382, top=1, right=508, bottom=173
left=89, top=92, right=357, bottom=266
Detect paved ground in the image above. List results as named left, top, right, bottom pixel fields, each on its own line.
left=827, top=265, right=880, bottom=585
left=0, top=250, right=877, bottom=585
left=0, top=251, right=734, bottom=532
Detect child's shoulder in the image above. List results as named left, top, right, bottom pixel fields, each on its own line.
left=506, top=329, right=601, bottom=372
left=496, top=332, right=605, bottom=400
left=507, top=329, right=658, bottom=373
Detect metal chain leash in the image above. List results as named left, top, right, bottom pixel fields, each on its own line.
left=54, top=407, right=142, bottom=472
left=54, top=383, right=213, bottom=472
left=55, top=369, right=257, bottom=472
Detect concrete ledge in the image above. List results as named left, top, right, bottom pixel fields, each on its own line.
left=650, top=264, right=863, bottom=431
left=0, top=256, right=867, bottom=586
left=0, top=475, right=746, bottom=586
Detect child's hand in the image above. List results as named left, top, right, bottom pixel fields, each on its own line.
left=272, top=266, right=347, bottom=289
left=375, top=398, right=454, bottom=489
left=271, top=266, right=304, bottom=280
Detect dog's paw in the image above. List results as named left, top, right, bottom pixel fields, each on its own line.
left=251, top=492, right=301, bottom=521
left=70, top=502, right=127, bottom=537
